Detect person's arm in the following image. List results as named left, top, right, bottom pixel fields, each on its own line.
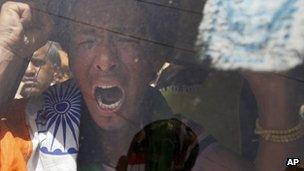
left=194, top=73, right=303, bottom=171
left=0, top=46, right=29, bottom=105
left=0, top=1, right=52, bottom=105
left=245, top=73, right=304, bottom=171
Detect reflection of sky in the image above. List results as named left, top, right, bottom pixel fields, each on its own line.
left=197, top=0, right=303, bottom=71
left=224, top=0, right=297, bottom=51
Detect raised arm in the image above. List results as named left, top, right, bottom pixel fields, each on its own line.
left=0, top=1, right=52, bottom=105
left=245, top=72, right=304, bottom=171
left=194, top=72, right=304, bottom=171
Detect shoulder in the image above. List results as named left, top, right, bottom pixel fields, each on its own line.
left=0, top=98, right=32, bottom=158
left=33, top=79, right=83, bottom=156
left=41, top=79, right=83, bottom=108
left=43, top=79, right=80, bottom=95
left=0, top=98, right=29, bottom=128
left=0, top=98, right=31, bottom=170
left=25, top=79, right=82, bottom=123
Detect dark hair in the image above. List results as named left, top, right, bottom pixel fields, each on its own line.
left=45, top=41, right=61, bottom=68
left=46, top=0, right=182, bottom=57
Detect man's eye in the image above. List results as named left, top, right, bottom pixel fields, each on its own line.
left=78, top=40, right=96, bottom=49
left=32, top=60, right=46, bottom=66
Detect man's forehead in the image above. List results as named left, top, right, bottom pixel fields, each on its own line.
left=32, top=51, right=47, bottom=61
left=31, top=43, right=50, bottom=59
left=72, top=24, right=145, bottom=37
left=72, top=0, right=141, bottom=24
left=70, top=0, right=147, bottom=35
left=60, top=0, right=181, bottom=50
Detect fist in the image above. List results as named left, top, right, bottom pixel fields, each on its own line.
left=0, top=1, right=53, bottom=58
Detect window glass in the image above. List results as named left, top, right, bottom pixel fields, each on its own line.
left=0, top=0, right=303, bottom=170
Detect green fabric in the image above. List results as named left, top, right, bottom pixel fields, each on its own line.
left=161, top=72, right=244, bottom=154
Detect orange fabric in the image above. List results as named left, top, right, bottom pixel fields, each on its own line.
left=0, top=99, right=32, bottom=171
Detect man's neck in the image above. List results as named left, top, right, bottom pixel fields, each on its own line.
left=99, top=122, right=141, bottom=167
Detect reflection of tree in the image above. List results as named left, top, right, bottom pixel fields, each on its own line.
left=117, top=119, right=199, bottom=171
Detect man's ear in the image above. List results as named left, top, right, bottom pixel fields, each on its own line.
left=52, top=72, right=60, bottom=84
left=52, top=67, right=62, bottom=83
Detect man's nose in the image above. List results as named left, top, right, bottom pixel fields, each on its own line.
left=25, top=62, right=37, bottom=77
left=94, top=51, right=117, bottom=73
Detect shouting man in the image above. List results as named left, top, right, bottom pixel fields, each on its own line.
left=0, top=1, right=302, bottom=171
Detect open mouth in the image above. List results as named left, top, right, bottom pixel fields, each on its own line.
left=94, top=85, right=125, bottom=112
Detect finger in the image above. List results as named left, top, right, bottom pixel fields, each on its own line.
left=23, top=13, right=53, bottom=51
left=24, top=28, right=47, bottom=52
left=17, top=2, right=32, bottom=25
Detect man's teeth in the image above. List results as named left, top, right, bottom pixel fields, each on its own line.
left=95, top=85, right=123, bottom=110
left=99, top=85, right=115, bottom=89
left=97, top=99, right=122, bottom=109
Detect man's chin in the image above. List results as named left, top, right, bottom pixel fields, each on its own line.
left=98, top=108, right=118, bottom=117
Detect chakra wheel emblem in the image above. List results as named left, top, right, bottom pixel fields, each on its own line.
left=36, top=80, right=83, bottom=155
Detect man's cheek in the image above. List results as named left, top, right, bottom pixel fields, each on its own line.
left=73, top=62, right=88, bottom=78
